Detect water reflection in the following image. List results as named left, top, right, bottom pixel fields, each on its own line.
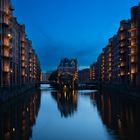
left=51, top=90, right=78, bottom=118
left=0, top=90, right=41, bottom=140
left=1, top=85, right=140, bottom=140
left=90, top=91, right=140, bottom=140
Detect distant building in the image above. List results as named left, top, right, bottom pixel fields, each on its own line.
left=57, top=58, right=78, bottom=88
left=41, top=72, right=51, bottom=82
left=90, top=63, right=97, bottom=81
left=79, top=68, right=90, bottom=83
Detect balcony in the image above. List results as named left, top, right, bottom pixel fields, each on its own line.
left=29, top=49, right=32, bottom=54
left=120, top=62, right=125, bottom=67
left=131, top=31, right=136, bottom=37
left=120, top=42, right=125, bottom=47
left=21, top=39, right=26, bottom=48
left=21, top=44, right=26, bottom=49
left=120, top=49, right=125, bottom=54
left=131, top=67, right=136, bottom=74
left=120, top=71, right=125, bottom=76
left=108, top=68, right=112, bottom=72
left=131, top=56, right=136, bottom=63
left=119, top=34, right=126, bottom=41
left=21, top=50, right=25, bottom=55
left=3, top=38, right=10, bottom=47
left=29, top=59, right=32, bottom=63
left=0, top=16, right=9, bottom=26
left=130, top=40, right=137, bottom=46
left=29, top=64, right=32, bottom=67
left=22, top=70, right=25, bottom=76
left=3, top=65, right=10, bottom=73
left=21, top=55, right=25, bottom=61
left=108, top=58, right=112, bottom=62
left=109, top=53, right=112, bottom=57
left=3, top=50, right=10, bottom=58
left=129, top=27, right=136, bottom=32
left=21, top=38, right=26, bottom=44
left=22, top=62, right=26, bottom=67
left=131, top=48, right=137, bottom=55
left=120, top=26, right=124, bottom=32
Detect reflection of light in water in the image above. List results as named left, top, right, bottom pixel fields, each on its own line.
left=40, top=84, right=51, bottom=89
left=63, top=85, right=67, bottom=92
left=72, top=90, right=75, bottom=96
left=118, top=118, right=122, bottom=130
left=64, top=92, right=66, bottom=98
left=78, top=90, right=98, bottom=94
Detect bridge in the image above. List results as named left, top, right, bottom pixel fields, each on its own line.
left=78, top=81, right=99, bottom=90
left=39, top=80, right=100, bottom=90
left=39, top=81, right=52, bottom=84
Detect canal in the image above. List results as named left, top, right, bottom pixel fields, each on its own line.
left=0, top=84, right=140, bottom=140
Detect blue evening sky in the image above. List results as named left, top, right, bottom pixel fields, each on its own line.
left=12, top=0, right=140, bottom=71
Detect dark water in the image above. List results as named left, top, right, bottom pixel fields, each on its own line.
left=0, top=84, right=140, bottom=140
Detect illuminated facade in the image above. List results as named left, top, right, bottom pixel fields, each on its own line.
left=108, top=38, right=113, bottom=81
left=118, top=20, right=130, bottom=84
left=103, top=45, right=109, bottom=81
left=0, top=0, right=13, bottom=86
left=0, top=0, right=41, bottom=87
left=93, top=4, right=140, bottom=87
left=90, top=63, right=96, bottom=81
left=129, top=4, right=140, bottom=86
left=101, top=51, right=105, bottom=81
left=57, top=58, right=78, bottom=89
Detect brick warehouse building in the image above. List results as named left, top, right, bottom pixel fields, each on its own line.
left=0, top=0, right=41, bottom=88
left=91, top=3, right=140, bottom=88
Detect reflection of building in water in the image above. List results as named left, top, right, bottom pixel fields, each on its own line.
left=51, top=90, right=78, bottom=118
left=90, top=92, right=140, bottom=140
left=0, top=90, right=41, bottom=140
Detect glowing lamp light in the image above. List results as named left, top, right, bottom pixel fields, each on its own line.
left=13, top=128, right=15, bottom=132
left=7, top=33, right=12, bottom=39
left=131, top=68, right=136, bottom=74
left=27, top=107, right=29, bottom=112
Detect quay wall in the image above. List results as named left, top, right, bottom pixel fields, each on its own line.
left=100, top=82, right=140, bottom=98
left=0, top=84, right=40, bottom=103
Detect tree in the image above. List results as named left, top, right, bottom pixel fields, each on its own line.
left=49, top=70, right=58, bottom=82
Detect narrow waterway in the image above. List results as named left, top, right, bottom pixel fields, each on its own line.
left=0, top=84, right=140, bottom=140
